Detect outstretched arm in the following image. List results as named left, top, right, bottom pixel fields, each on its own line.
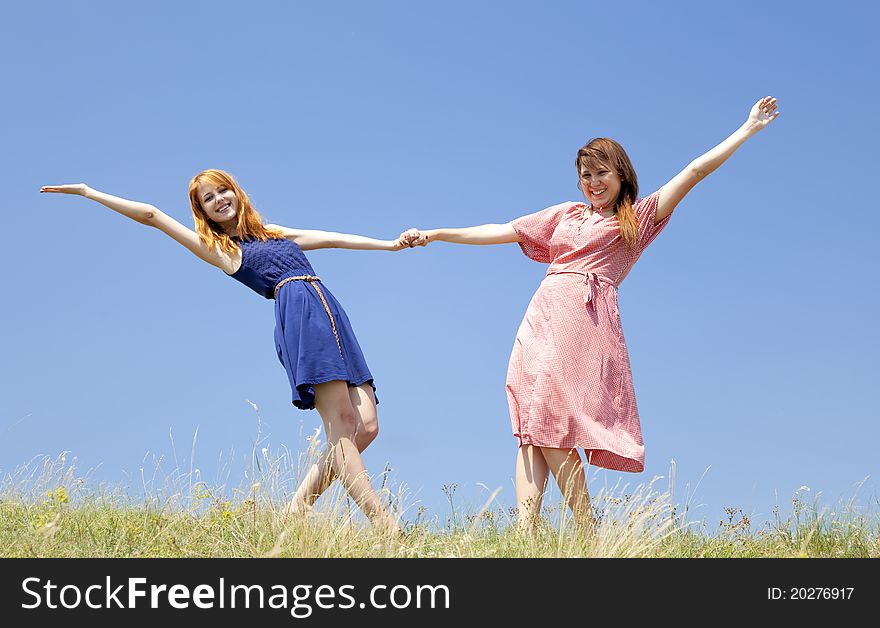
left=268, top=225, right=418, bottom=251
left=40, top=184, right=236, bottom=271
left=656, top=96, right=779, bottom=224
left=418, top=223, right=520, bottom=245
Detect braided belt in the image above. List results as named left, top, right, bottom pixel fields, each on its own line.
left=274, top=275, right=343, bottom=358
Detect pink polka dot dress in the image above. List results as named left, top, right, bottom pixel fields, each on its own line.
left=506, top=190, right=671, bottom=472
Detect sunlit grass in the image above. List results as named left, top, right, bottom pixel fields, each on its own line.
left=1, top=449, right=876, bottom=558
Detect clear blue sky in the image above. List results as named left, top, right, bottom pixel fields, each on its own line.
left=2, top=0, right=878, bottom=532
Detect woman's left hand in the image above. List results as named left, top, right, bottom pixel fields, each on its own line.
left=747, top=96, right=780, bottom=130
left=394, top=228, right=427, bottom=250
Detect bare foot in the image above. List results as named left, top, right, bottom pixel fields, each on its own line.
left=281, top=497, right=310, bottom=518
left=373, top=511, right=402, bottom=536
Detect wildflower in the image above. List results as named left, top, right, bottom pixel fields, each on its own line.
left=32, top=513, right=50, bottom=528
left=46, top=487, right=69, bottom=506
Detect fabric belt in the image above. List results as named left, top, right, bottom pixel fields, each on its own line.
left=547, top=270, right=616, bottom=307
left=274, top=275, right=343, bottom=358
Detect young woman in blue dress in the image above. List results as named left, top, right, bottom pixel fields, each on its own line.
left=41, top=169, right=418, bottom=533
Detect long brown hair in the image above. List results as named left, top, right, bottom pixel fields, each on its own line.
left=188, top=169, right=284, bottom=254
left=575, top=138, right=639, bottom=250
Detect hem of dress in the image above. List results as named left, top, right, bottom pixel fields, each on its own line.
left=514, top=434, right=644, bottom=473
left=292, top=376, right=377, bottom=410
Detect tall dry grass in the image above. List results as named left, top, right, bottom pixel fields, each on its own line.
left=2, top=445, right=876, bottom=558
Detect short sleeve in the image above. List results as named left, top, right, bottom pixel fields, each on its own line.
left=510, top=202, right=568, bottom=263
left=634, top=190, right=671, bottom=251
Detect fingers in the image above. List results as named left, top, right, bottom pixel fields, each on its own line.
left=39, top=184, right=85, bottom=195
left=751, top=96, right=780, bottom=126
left=397, top=227, right=427, bottom=249
left=394, top=235, right=414, bottom=249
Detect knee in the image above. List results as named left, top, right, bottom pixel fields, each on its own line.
left=329, top=409, right=358, bottom=441
left=356, top=415, right=379, bottom=450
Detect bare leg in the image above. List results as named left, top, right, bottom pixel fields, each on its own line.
left=539, top=447, right=594, bottom=530
left=286, top=380, right=395, bottom=532
left=515, top=444, right=550, bottom=530
left=285, top=383, right=378, bottom=513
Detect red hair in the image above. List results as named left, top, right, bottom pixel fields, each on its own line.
left=188, top=169, right=284, bottom=253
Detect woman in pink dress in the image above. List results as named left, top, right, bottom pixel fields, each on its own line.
left=413, top=97, right=780, bottom=529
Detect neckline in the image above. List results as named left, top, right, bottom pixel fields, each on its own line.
left=578, top=203, right=615, bottom=221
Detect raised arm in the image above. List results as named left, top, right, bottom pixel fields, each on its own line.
left=419, top=223, right=520, bottom=246
left=40, top=184, right=236, bottom=271
left=268, top=224, right=419, bottom=251
left=656, top=96, right=779, bottom=224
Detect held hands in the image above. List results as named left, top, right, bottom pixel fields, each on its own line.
left=746, top=96, right=780, bottom=131
left=40, top=183, right=91, bottom=196
left=393, top=227, right=429, bottom=250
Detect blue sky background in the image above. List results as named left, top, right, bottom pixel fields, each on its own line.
left=2, top=1, right=878, bottom=532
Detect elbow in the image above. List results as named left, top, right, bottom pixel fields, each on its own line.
left=689, top=165, right=709, bottom=181
left=139, top=205, right=161, bottom=226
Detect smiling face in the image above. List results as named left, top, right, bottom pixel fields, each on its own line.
left=197, top=182, right=239, bottom=227
left=578, top=162, right=622, bottom=211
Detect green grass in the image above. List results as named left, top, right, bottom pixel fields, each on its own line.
left=2, top=452, right=877, bottom=558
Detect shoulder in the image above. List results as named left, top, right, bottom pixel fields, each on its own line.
left=630, top=191, right=660, bottom=217
left=634, top=190, right=661, bottom=207
left=515, top=201, right=580, bottom=220
left=550, top=201, right=582, bottom=212
left=632, top=189, right=670, bottom=232
left=552, top=201, right=585, bottom=219
left=549, top=201, right=584, bottom=221
left=265, top=223, right=294, bottom=239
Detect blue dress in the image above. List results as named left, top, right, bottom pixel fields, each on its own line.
left=228, top=236, right=376, bottom=410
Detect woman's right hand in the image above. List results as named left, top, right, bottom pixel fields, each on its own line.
left=40, top=183, right=91, bottom=196
left=397, top=228, right=428, bottom=248
left=745, top=96, right=779, bottom=131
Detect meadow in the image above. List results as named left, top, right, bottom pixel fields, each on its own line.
left=2, top=445, right=876, bottom=559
